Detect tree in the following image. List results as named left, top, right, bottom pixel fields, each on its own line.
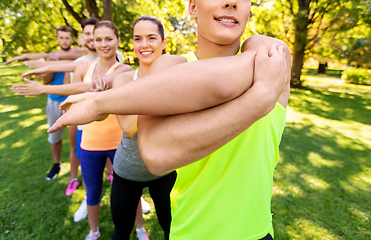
left=1, top=0, right=193, bottom=62
left=246, top=0, right=365, bottom=87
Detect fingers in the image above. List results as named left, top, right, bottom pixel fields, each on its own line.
left=92, top=75, right=108, bottom=92
left=48, top=116, right=65, bottom=133
left=59, top=102, right=71, bottom=111
left=22, top=77, right=33, bottom=83
left=21, top=71, right=34, bottom=78
left=11, top=85, right=28, bottom=95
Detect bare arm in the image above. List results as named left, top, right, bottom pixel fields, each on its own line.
left=12, top=63, right=90, bottom=96
left=21, top=61, right=88, bottom=79
left=94, top=52, right=254, bottom=116
left=112, top=71, right=138, bottom=137
left=138, top=40, right=291, bottom=175
left=11, top=80, right=92, bottom=96
left=48, top=37, right=287, bottom=133
left=100, top=64, right=133, bottom=88
left=24, top=60, right=73, bottom=69
left=46, top=48, right=81, bottom=61
left=6, top=53, right=50, bottom=64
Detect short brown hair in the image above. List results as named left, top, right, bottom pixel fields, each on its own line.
left=56, top=25, right=74, bottom=37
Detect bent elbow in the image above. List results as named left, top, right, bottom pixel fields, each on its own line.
left=140, top=148, right=169, bottom=176
left=138, top=136, right=171, bottom=176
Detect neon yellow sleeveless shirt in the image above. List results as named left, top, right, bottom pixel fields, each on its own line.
left=169, top=52, right=287, bottom=240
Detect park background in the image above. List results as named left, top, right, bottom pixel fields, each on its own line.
left=1, top=0, right=370, bottom=239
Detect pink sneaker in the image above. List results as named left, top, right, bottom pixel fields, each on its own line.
left=65, top=179, right=79, bottom=196
left=106, top=172, right=113, bottom=184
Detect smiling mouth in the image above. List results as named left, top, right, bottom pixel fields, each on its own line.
left=215, top=17, right=237, bottom=24
left=141, top=51, right=153, bottom=55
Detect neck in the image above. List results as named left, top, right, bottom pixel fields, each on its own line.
left=87, top=50, right=99, bottom=60
left=137, top=63, right=151, bottom=78
left=195, top=36, right=241, bottom=60
left=97, top=57, right=117, bottom=70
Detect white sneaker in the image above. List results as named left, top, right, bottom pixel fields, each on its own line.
left=141, top=197, right=151, bottom=214
left=74, top=199, right=88, bottom=222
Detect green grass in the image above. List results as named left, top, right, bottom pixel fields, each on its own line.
left=0, top=62, right=161, bottom=240
left=1, top=63, right=370, bottom=239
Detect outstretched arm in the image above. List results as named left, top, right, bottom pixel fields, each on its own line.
left=48, top=52, right=255, bottom=131
left=21, top=61, right=85, bottom=79
left=48, top=36, right=288, bottom=131
left=24, top=60, right=73, bottom=69
left=6, top=53, right=49, bottom=64
left=11, top=79, right=92, bottom=96
left=46, top=48, right=81, bottom=61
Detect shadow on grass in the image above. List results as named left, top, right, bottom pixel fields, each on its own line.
left=289, top=86, right=371, bottom=125
left=273, top=86, right=371, bottom=239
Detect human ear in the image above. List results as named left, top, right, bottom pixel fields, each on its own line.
left=162, top=38, right=167, bottom=51
left=188, top=0, right=197, bottom=19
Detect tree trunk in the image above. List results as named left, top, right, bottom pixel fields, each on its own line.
left=102, top=0, right=112, bottom=21
left=317, top=62, right=328, bottom=74
left=291, top=46, right=305, bottom=87
left=1, top=38, right=6, bottom=62
left=290, top=0, right=312, bottom=88
left=86, top=0, right=100, bottom=19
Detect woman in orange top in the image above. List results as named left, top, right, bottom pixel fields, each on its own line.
left=71, top=21, right=141, bottom=240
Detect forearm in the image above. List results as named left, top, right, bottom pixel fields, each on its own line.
left=94, top=53, right=255, bottom=116
left=54, top=49, right=81, bottom=60
left=24, top=53, right=49, bottom=60
left=40, top=82, right=91, bottom=95
left=25, top=60, right=73, bottom=69
left=45, top=61, right=82, bottom=72
left=137, top=82, right=279, bottom=175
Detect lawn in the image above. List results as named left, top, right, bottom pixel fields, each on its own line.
left=0, top=62, right=370, bottom=239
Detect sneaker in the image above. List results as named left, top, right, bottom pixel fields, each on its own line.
left=136, top=228, right=149, bottom=240
left=46, top=163, right=60, bottom=180
left=106, top=172, right=113, bottom=184
left=74, top=200, right=88, bottom=222
left=85, top=228, right=100, bottom=240
left=65, top=179, right=79, bottom=196
left=141, top=197, right=151, bottom=214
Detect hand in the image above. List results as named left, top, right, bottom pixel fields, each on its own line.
left=21, top=67, right=48, bottom=79
left=253, top=44, right=288, bottom=94
left=46, top=52, right=60, bottom=61
left=11, top=78, right=44, bottom=96
left=91, top=75, right=109, bottom=92
left=6, top=54, right=28, bottom=64
left=48, top=97, right=108, bottom=133
left=59, top=92, right=97, bottom=111
left=24, top=59, right=46, bottom=68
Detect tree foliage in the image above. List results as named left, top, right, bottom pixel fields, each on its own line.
left=247, top=0, right=367, bottom=87
left=1, top=0, right=195, bottom=62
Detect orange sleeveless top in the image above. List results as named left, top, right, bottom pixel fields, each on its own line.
left=80, top=61, right=122, bottom=151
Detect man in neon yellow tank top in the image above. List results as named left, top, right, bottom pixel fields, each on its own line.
left=49, top=0, right=291, bottom=239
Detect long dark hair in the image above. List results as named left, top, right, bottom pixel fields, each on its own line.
left=133, top=15, right=166, bottom=54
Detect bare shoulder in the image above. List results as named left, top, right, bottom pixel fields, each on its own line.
left=75, top=62, right=92, bottom=73
left=112, top=70, right=135, bottom=88
left=242, top=35, right=289, bottom=53
left=149, top=54, right=187, bottom=74
left=73, top=62, right=92, bottom=82
left=116, top=63, right=132, bottom=72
